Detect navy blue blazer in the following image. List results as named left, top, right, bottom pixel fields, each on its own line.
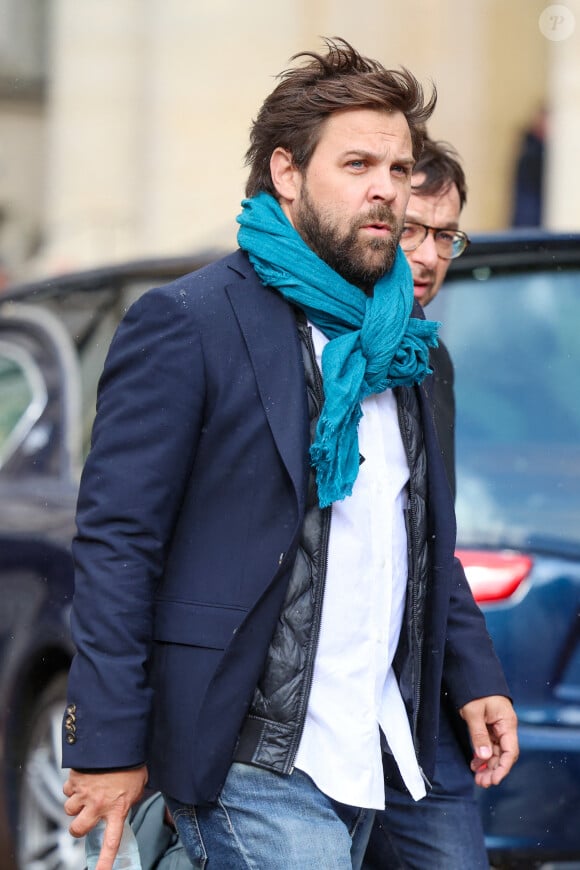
left=63, top=250, right=509, bottom=804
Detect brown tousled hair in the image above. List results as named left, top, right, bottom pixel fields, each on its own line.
left=244, top=37, right=437, bottom=198
left=411, top=137, right=467, bottom=208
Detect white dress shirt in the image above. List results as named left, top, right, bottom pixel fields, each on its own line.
left=293, top=324, right=426, bottom=808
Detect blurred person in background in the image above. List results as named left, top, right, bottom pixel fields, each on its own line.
left=402, top=136, right=469, bottom=497
left=62, top=39, right=518, bottom=870
left=511, top=105, right=547, bottom=228
left=0, top=257, right=10, bottom=292
left=364, top=139, right=491, bottom=870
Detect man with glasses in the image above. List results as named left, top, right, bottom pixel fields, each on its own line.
left=363, top=139, right=490, bottom=870
left=401, top=137, right=469, bottom=497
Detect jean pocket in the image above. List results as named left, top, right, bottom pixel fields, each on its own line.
left=166, top=801, right=208, bottom=869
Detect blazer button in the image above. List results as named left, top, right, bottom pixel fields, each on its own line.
left=65, top=717, right=76, bottom=732
left=66, top=703, right=77, bottom=715
left=66, top=733, right=77, bottom=745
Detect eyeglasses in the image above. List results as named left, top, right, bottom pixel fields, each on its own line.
left=400, top=222, right=470, bottom=260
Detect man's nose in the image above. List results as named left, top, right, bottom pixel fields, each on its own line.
left=368, top=169, right=397, bottom=202
left=414, top=230, right=439, bottom=269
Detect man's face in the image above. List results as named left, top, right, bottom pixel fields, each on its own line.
left=280, top=108, right=414, bottom=291
left=404, top=174, right=462, bottom=307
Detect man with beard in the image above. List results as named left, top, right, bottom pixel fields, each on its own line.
left=364, top=139, right=493, bottom=870
left=62, top=39, right=518, bottom=870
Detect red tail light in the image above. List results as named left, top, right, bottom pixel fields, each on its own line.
left=456, top=549, right=533, bottom=603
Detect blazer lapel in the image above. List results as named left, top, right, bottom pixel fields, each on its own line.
left=225, top=258, right=309, bottom=510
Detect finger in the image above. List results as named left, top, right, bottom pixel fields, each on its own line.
left=64, top=794, right=84, bottom=817
left=471, top=737, right=501, bottom=766
left=474, top=744, right=517, bottom=787
left=497, top=724, right=519, bottom=757
left=475, top=762, right=506, bottom=788
left=470, top=754, right=489, bottom=772
left=69, top=810, right=101, bottom=839
left=94, top=816, right=125, bottom=870
left=474, top=767, right=493, bottom=788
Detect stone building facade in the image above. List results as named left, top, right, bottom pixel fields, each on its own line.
left=1, top=0, right=579, bottom=280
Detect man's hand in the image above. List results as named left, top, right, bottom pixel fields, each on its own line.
left=63, top=766, right=148, bottom=870
left=458, top=695, right=519, bottom=788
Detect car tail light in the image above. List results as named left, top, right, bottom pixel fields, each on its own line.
left=456, top=549, right=533, bottom=603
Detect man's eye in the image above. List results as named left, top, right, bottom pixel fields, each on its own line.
left=393, top=165, right=411, bottom=176
left=437, top=231, right=455, bottom=243
left=347, top=160, right=365, bottom=169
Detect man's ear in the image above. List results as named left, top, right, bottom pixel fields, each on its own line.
left=270, top=148, right=301, bottom=202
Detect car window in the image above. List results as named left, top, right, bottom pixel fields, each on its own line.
left=74, top=279, right=152, bottom=454
left=21, top=279, right=157, bottom=457
left=0, top=303, right=82, bottom=479
left=429, top=267, right=580, bottom=551
left=0, top=341, right=47, bottom=469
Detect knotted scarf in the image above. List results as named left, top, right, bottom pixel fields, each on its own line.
left=236, top=192, right=439, bottom=508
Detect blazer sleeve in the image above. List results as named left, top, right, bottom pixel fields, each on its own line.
left=64, top=284, right=206, bottom=769
left=420, top=370, right=511, bottom=712
left=442, top=556, right=511, bottom=709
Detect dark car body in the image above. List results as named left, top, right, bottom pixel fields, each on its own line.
left=0, top=253, right=217, bottom=869
left=430, top=231, right=580, bottom=868
left=0, top=233, right=578, bottom=868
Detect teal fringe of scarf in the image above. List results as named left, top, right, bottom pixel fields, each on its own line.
left=237, top=192, right=439, bottom=508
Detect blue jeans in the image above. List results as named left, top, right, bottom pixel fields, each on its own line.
left=165, top=762, right=375, bottom=869
left=362, top=708, right=488, bottom=870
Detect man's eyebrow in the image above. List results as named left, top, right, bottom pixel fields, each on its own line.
left=405, top=212, right=460, bottom=230
left=341, top=149, right=377, bottom=161
left=341, top=149, right=415, bottom=166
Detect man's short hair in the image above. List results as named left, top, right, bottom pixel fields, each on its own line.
left=245, top=37, right=436, bottom=198
left=411, top=137, right=467, bottom=208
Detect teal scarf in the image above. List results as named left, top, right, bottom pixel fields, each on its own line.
left=236, top=192, right=439, bottom=508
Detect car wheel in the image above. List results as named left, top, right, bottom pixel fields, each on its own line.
left=16, top=671, right=85, bottom=870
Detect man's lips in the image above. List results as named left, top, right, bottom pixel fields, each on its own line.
left=360, top=222, right=391, bottom=236
left=413, top=278, right=431, bottom=298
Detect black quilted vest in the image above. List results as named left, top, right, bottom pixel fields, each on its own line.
left=234, top=315, right=430, bottom=782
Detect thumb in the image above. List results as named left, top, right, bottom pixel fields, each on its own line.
left=459, top=698, right=495, bottom=761
left=474, top=742, right=492, bottom=761
left=468, top=722, right=492, bottom=761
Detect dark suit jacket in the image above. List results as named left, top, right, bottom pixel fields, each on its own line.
left=63, top=250, right=509, bottom=805
left=430, top=340, right=456, bottom=499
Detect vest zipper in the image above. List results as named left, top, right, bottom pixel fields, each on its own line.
left=286, top=319, right=332, bottom=774
left=396, top=388, right=423, bottom=758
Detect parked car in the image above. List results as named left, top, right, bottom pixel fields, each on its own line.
left=430, top=230, right=580, bottom=869
left=0, top=252, right=217, bottom=869
left=0, top=232, right=578, bottom=868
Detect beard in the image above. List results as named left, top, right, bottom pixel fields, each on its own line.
left=294, top=183, right=403, bottom=293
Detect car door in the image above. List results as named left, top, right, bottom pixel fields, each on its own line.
left=0, top=301, right=82, bottom=869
